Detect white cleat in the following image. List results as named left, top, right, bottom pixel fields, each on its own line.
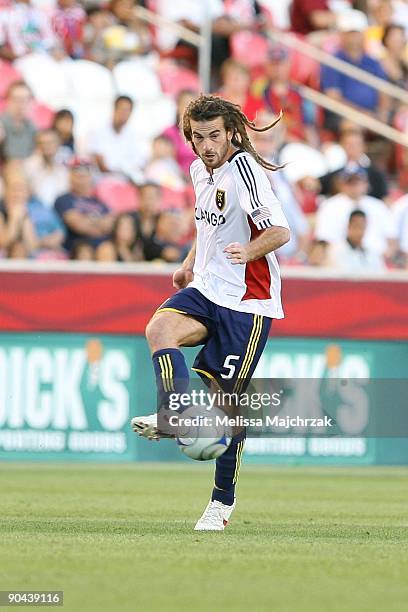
left=131, top=412, right=175, bottom=440
left=194, top=499, right=236, bottom=531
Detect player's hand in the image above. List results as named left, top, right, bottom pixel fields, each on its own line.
left=173, top=268, right=194, bottom=289
left=223, top=242, right=249, bottom=265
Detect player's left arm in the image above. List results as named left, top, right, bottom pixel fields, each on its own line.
left=226, top=157, right=290, bottom=264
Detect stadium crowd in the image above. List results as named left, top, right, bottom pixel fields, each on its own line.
left=0, top=0, right=407, bottom=271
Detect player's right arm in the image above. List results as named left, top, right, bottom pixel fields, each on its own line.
left=173, top=241, right=196, bottom=289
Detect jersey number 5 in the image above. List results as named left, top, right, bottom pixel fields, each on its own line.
left=221, top=355, right=240, bottom=379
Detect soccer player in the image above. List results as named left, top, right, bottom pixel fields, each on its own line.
left=131, top=95, right=290, bottom=531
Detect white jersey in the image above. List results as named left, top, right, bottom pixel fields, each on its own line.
left=188, top=150, right=290, bottom=319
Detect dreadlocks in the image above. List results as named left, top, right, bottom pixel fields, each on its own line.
left=182, top=95, right=283, bottom=172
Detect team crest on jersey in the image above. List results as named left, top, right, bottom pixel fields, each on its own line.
left=215, top=189, right=226, bottom=211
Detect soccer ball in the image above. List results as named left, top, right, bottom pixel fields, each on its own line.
left=176, top=406, right=232, bottom=461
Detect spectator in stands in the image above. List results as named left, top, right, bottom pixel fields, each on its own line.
left=24, top=129, right=69, bottom=209
left=156, top=0, right=266, bottom=82
left=143, top=209, right=190, bottom=263
left=319, top=127, right=389, bottom=199
left=3, top=169, right=66, bottom=258
left=217, top=59, right=265, bottom=122
left=0, top=0, right=57, bottom=60
left=327, top=209, right=385, bottom=270
left=95, top=239, right=117, bottom=262
left=381, top=24, right=408, bottom=90
left=315, top=166, right=392, bottom=254
left=102, top=0, right=151, bottom=64
left=0, top=82, right=36, bottom=161
left=83, top=4, right=114, bottom=65
left=290, top=0, right=338, bottom=36
left=132, top=181, right=187, bottom=262
left=252, top=121, right=310, bottom=261
left=90, top=95, right=146, bottom=184
left=132, top=181, right=160, bottom=251
left=144, top=135, right=186, bottom=193
left=162, top=89, right=197, bottom=178
left=52, top=109, right=76, bottom=163
left=388, top=192, right=408, bottom=266
left=113, top=213, right=143, bottom=262
left=398, top=204, right=408, bottom=268
left=52, top=0, right=86, bottom=59
left=321, top=9, right=391, bottom=131
left=392, top=0, right=408, bottom=37
left=54, top=158, right=115, bottom=255
left=252, top=44, right=316, bottom=143
left=365, top=0, right=394, bottom=57
left=307, top=239, right=329, bottom=266
left=71, top=239, right=94, bottom=260
left=0, top=171, right=37, bottom=257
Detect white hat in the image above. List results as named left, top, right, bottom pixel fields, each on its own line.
left=336, top=9, right=368, bottom=33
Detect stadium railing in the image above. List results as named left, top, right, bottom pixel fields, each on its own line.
left=133, top=5, right=408, bottom=148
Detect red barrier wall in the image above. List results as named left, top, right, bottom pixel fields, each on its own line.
left=0, top=265, right=406, bottom=340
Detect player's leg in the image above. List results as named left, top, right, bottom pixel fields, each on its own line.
left=131, top=288, right=213, bottom=439
left=194, top=310, right=272, bottom=530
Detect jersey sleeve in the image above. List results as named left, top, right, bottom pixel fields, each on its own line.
left=233, top=155, right=290, bottom=231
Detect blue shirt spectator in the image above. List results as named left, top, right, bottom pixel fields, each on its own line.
left=55, top=191, right=112, bottom=252
left=321, top=50, right=388, bottom=112
left=320, top=9, right=391, bottom=130
left=28, top=198, right=65, bottom=241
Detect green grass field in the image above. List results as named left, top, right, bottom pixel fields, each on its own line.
left=1, top=463, right=407, bottom=612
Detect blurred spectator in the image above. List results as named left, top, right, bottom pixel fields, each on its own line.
left=290, top=0, right=338, bottom=35
left=90, top=95, right=146, bottom=183
left=52, top=109, right=76, bottom=163
left=380, top=24, right=408, bottom=90
left=71, top=239, right=94, bottom=260
left=83, top=4, right=114, bottom=64
left=144, top=135, right=186, bottom=192
left=0, top=0, right=57, bottom=61
left=321, top=9, right=391, bottom=131
left=24, top=129, right=69, bottom=208
left=0, top=172, right=37, bottom=257
left=365, top=0, right=394, bottom=57
left=252, top=122, right=310, bottom=261
left=388, top=192, right=408, bottom=264
left=319, top=128, right=389, bottom=199
left=398, top=203, right=408, bottom=268
left=102, top=0, right=151, bottom=64
left=327, top=209, right=385, bottom=270
left=253, top=44, right=317, bottom=143
left=113, top=212, right=143, bottom=261
left=132, top=181, right=160, bottom=252
left=156, top=0, right=265, bottom=80
left=95, top=239, right=117, bottom=261
left=0, top=81, right=36, bottom=161
left=4, top=170, right=66, bottom=257
left=315, top=166, right=393, bottom=254
left=217, top=59, right=265, bottom=122
left=392, top=0, right=408, bottom=37
left=144, top=210, right=190, bottom=262
left=132, top=181, right=188, bottom=262
left=52, top=0, right=86, bottom=59
left=162, top=89, right=197, bottom=177
left=54, top=158, right=115, bottom=254
left=307, top=239, right=329, bottom=265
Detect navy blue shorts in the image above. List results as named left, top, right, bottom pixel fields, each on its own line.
left=156, top=287, right=271, bottom=393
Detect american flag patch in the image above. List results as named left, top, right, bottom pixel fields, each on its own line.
left=251, top=207, right=271, bottom=222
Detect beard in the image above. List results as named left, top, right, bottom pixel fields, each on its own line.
left=199, top=139, right=231, bottom=169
